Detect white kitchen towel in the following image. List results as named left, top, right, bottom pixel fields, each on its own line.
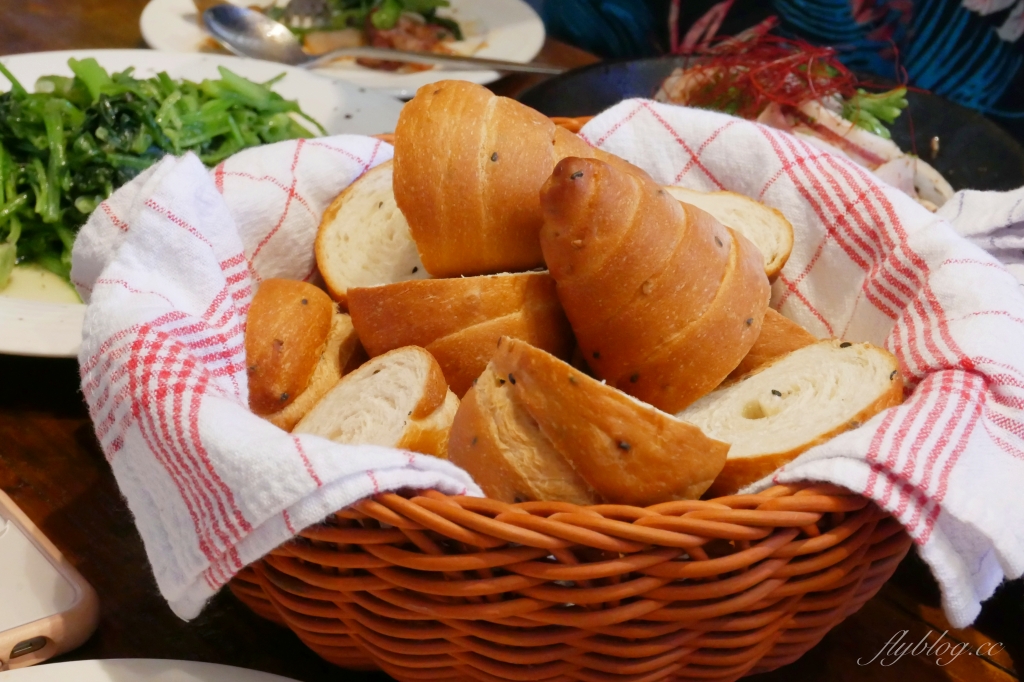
left=74, top=101, right=1024, bottom=629
left=937, top=187, right=1024, bottom=285
left=71, top=135, right=481, bottom=621
left=579, top=98, right=1024, bottom=628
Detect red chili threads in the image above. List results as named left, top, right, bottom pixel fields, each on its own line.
left=672, top=34, right=860, bottom=120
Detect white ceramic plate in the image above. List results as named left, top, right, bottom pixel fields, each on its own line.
left=3, top=659, right=300, bottom=681
left=140, top=0, right=546, bottom=98
left=0, top=49, right=405, bottom=358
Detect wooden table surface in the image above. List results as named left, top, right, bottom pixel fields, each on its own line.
left=1, top=2, right=1022, bottom=681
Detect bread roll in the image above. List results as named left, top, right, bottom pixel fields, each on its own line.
left=677, top=340, right=904, bottom=497
left=294, top=346, right=458, bottom=458
left=263, top=310, right=363, bottom=432
left=315, top=160, right=427, bottom=308
left=393, top=80, right=647, bottom=278
left=663, top=187, right=794, bottom=280
left=449, top=338, right=730, bottom=506
left=347, top=272, right=574, bottom=397
left=540, top=156, right=770, bottom=413
left=246, top=279, right=334, bottom=415
left=448, top=364, right=598, bottom=505
left=726, top=308, right=817, bottom=383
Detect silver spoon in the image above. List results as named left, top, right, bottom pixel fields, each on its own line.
left=202, top=5, right=565, bottom=75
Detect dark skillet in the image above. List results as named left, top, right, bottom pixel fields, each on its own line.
left=518, top=56, right=1024, bottom=193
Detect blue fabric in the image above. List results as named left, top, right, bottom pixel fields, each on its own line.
left=541, top=0, right=663, bottom=59
left=773, top=0, right=1024, bottom=116
left=534, top=0, right=1024, bottom=118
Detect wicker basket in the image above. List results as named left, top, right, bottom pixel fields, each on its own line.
left=229, top=483, right=911, bottom=682
left=228, top=115, right=912, bottom=680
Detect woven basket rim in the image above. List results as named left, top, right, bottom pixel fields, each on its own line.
left=229, top=480, right=912, bottom=682
left=290, top=482, right=876, bottom=555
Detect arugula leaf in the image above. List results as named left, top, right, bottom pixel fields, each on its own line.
left=0, top=59, right=323, bottom=287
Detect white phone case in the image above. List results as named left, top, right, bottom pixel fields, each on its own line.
left=0, top=489, right=99, bottom=670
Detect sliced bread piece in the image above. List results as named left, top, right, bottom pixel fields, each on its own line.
left=315, top=160, right=427, bottom=308
left=347, top=272, right=574, bottom=397
left=663, top=186, right=794, bottom=280
left=264, top=310, right=364, bottom=432
left=245, top=278, right=334, bottom=416
left=677, top=340, right=904, bottom=497
left=448, top=364, right=599, bottom=505
left=725, top=308, right=818, bottom=383
left=294, top=346, right=458, bottom=458
left=448, top=337, right=730, bottom=506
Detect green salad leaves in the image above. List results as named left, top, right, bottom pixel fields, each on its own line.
left=268, top=0, right=462, bottom=40
left=0, top=58, right=324, bottom=289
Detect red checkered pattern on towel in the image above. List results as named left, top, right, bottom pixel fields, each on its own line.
left=71, top=136, right=480, bottom=621
left=581, top=99, right=1024, bottom=627
left=72, top=104, right=1024, bottom=628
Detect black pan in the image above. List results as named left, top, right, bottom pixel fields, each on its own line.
left=518, top=56, right=1024, bottom=193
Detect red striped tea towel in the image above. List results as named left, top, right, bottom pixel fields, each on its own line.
left=579, top=99, right=1024, bottom=628
left=71, top=136, right=481, bottom=620
left=74, top=102, right=1024, bottom=629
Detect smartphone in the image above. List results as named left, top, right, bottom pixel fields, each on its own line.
left=0, top=489, right=99, bottom=670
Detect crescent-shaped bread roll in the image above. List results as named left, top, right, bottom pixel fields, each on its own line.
left=294, top=346, right=459, bottom=458
left=347, top=272, right=574, bottom=397
left=393, top=80, right=647, bottom=278
left=678, top=340, right=904, bottom=497
left=540, top=156, right=770, bottom=413
left=449, top=338, right=729, bottom=506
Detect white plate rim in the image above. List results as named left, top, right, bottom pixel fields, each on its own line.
left=139, top=0, right=546, bottom=98
left=0, top=48, right=404, bottom=359
left=1, top=658, right=301, bottom=681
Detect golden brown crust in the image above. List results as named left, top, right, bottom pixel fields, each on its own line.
left=704, top=453, right=797, bottom=500
left=264, top=310, right=361, bottom=432
left=411, top=357, right=450, bottom=420
left=539, top=155, right=770, bottom=413
left=447, top=367, right=598, bottom=504
left=425, top=307, right=573, bottom=398
left=617, top=227, right=770, bottom=413
left=348, top=273, right=557, bottom=355
left=726, top=308, right=818, bottom=383
left=348, top=272, right=574, bottom=398
left=393, top=80, right=649, bottom=278
left=540, top=160, right=733, bottom=382
left=569, top=346, right=592, bottom=375
left=492, top=338, right=730, bottom=506
left=448, top=384, right=527, bottom=501
left=399, top=390, right=460, bottom=458
left=705, top=372, right=905, bottom=497
left=246, top=279, right=334, bottom=415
